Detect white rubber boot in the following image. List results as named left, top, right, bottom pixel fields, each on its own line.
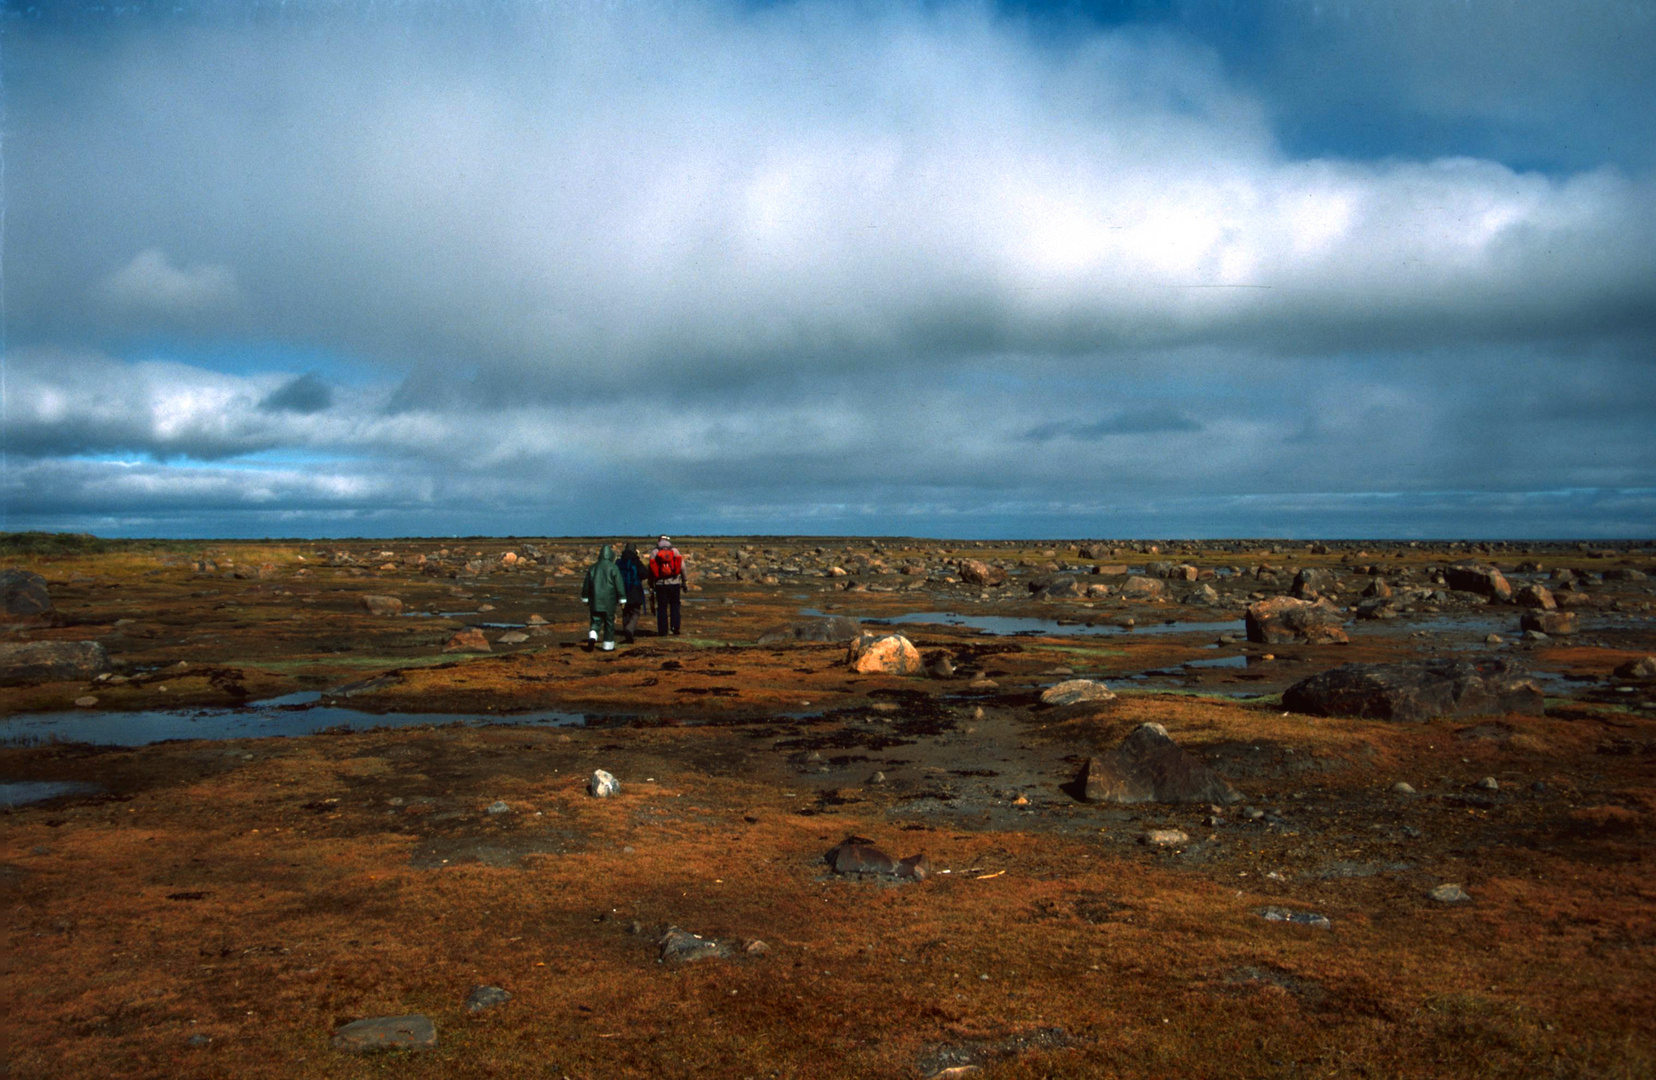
left=588, top=629, right=598, bottom=641
left=601, top=641, right=614, bottom=651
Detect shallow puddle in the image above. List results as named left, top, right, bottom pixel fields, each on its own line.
left=807, top=609, right=1245, bottom=638
left=1, top=780, right=105, bottom=806
left=2, top=694, right=604, bottom=748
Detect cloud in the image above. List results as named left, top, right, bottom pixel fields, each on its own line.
left=94, top=249, right=239, bottom=319
left=9, top=3, right=1653, bottom=393
left=1026, top=407, right=1204, bottom=441
left=260, top=373, right=334, bottom=414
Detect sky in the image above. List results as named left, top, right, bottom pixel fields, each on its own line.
left=2, top=0, right=1654, bottom=540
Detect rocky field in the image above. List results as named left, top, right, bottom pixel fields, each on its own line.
left=3, top=534, right=1654, bottom=1078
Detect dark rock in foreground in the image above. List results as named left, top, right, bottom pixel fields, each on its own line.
left=0, top=641, right=110, bottom=686
left=1282, top=658, right=1545, bottom=723
left=0, top=569, right=53, bottom=619
left=1245, top=596, right=1349, bottom=644
left=756, top=616, right=862, bottom=645
left=1073, top=722, right=1241, bottom=805
left=465, top=985, right=511, bottom=1012
left=824, top=836, right=930, bottom=880
left=658, top=926, right=734, bottom=963
left=331, top=1014, right=436, bottom=1053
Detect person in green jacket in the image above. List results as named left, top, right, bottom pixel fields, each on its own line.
left=579, top=544, right=628, bottom=652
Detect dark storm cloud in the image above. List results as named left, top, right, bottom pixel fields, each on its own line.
left=1025, top=407, right=1204, bottom=441
left=259, top=373, right=334, bottom=415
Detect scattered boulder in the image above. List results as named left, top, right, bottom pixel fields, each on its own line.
left=1521, top=610, right=1578, bottom=636
left=1071, top=722, right=1241, bottom=805
left=1092, top=563, right=1130, bottom=576
left=1602, top=568, right=1648, bottom=582
left=588, top=769, right=621, bottom=798
left=1141, top=828, right=1189, bottom=847
left=957, top=559, right=1007, bottom=586
left=1289, top=568, right=1335, bottom=600
left=1281, top=658, right=1545, bottom=723
left=824, top=836, right=930, bottom=880
left=0, top=641, right=111, bottom=686
left=1118, top=576, right=1166, bottom=600
left=658, top=926, right=734, bottom=963
left=1614, top=656, right=1656, bottom=679
left=756, top=616, right=862, bottom=645
left=1245, top=596, right=1349, bottom=644
left=496, top=631, right=530, bottom=644
left=1514, top=584, right=1557, bottom=610
left=0, top=569, right=53, bottom=619
left=1428, top=884, right=1471, bottom=904
left=442, top=628, right=490, bottom=652
left=1446, top=563, right=1513, bottom=602
left=1183, top=583, right=1220, bottom=606
left=359, top=594, right=404, bottom=616
left=464, top=985, right=511, bottom=1012
left=1031, top=574, right=1083, bottom=600
left=847, top=633, right=923, bottom=675
left=331, top=1015, right=436, bottom=1053
left=1039, top=679, right=1116, bottom=707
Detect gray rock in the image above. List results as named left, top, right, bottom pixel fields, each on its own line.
left=1039, top=679, right=1116, bottom=707
left=588, top=769, right=620, bottom=798
left=1141, top=828, right=1189, bottom=846
left=485, top=800, right=512, bottom=814
left=1281, top=658, right=1545, bottom=723
left=1521, top=610, right=1578, bottom=636
left=1259, top=906, right=1330, bottom=929
left=1613, top=656, right=1656, bottom=679
left=1289, top=567, right=1336, bottom=600
left=658, top=926, right=734, bottom=963
left=0, top=569, right=53, bottom=618
left=1073, top=722, right=1241, bottom=805
left=1031, top=574, right=1083, bottom=600
left=1428, top=884, right=1471, bottom=903
left=956, top=559, right=1008, bottom=586
left=331, top=1014, right=436, bottom=1052
left=0, top=641, right=111, bottom=686
left=496, top=631, right=530, bottom=644
left=1118, top=576, right=1167, bottom=600
left=1245, top=596, right=1349, bottom=644
left=358, top=594, right=404, bottom=616
left=1475, top=776, right=1500, bottom=792
left=1184, top=583, right=1220, bottom=606
left=756, top=616, right=862, bottom=645
left=1445, top=563, right=1513, bottom=602
left=1392, top=781, right=1417, bottom=795
left=464, top=985, right=511, bottom=1012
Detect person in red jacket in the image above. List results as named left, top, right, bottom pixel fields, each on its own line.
left=648, top=535, right=687, bottom=637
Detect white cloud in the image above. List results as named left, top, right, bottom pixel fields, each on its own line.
left=95, top=249, right=239, bottom=319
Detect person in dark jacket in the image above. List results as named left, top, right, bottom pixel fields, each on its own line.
left=648, top=535, right=687, bottom=637
left=579, top=544, right=627, bottom=651
left=616, top=543, right=649, bottom=643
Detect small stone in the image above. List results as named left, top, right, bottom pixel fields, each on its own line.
left=464, top=985, right=512, bottom=1012
left=588, top=769, right=620, bottom=798
left=1258, top=906, right=1330, bottom=929
left=331, top=1014, right=437, bottom=1053
left=1141, top=828, right=1189, bottom=846
left=868, top=771, right=886, bottom=785
left=1429, top=884, right=1471, bottom=903
left=359, top=594, right=404, bottom=616
left=496, top=631, right=530, bottom=644
left=443, top=628, right=491, bottom=652
left=1485, top=633, right=1503, bottom=645
left=658, top=926, right=734, bottom=963
left=743, top=939, right=771, bottom=956
left=74, top=695, right=99, bottom=707
left=485, top=800, right=511, bottom=815
left=1475, top=776, right=1499, bottom=791
left=1392, top=781, right=1417, bottom=795
left=1613, top=656, right=1656, bottom=679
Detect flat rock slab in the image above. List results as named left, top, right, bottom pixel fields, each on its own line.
left=465, top=985, right=512, bottom=1012
left=331, top=1014, right=436, bottom=1052
left=1073, top=722, right=1241, bottom=805
left=0, top=641, right=110, bottom=686
left=1282, top=658, right=1544, bottom=723
left=756, top=616, right=862, bottom=645
left=1039, top=679, right=1116, bottom=707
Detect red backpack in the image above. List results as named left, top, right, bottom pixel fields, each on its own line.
left=650, top=548, right=683, bottom=581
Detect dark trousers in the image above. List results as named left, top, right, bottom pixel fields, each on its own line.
left=621, top=588, right=644, bottom=641
left=654, top=583, right=682, bottom=636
